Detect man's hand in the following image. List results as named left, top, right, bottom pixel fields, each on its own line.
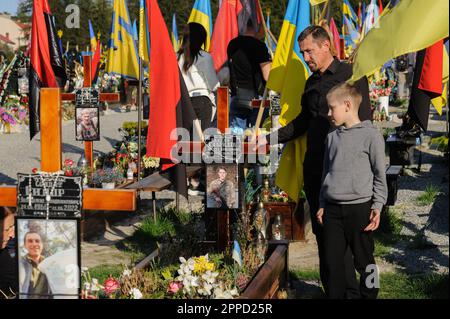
left=316, top=208, right=324, bottom=226
left=251, top=134, right=268, bottom=152
left=364, top=209, right=381, bottom=231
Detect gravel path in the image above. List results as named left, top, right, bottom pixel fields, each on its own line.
left=0, top=108, right=138, bottom=185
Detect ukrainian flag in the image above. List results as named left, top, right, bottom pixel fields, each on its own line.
left=172, top=14, right=180, bottom=52
left=188, top=0, right=213, bottom=51
left=343, top=0, right=358, bottom=23
left=139, top=0, right=150, bottom=62
left=106, top=0, right=139, bottom=79
left=89, top=20, right=97, bottom=52
left=266, top=0, right=310, bottom=203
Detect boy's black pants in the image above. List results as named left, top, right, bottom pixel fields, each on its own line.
left=304, top=173, right=360, bottom=299
left=323, top=201, right=379, bottom=299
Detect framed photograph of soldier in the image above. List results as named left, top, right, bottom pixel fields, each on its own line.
left=75, top=107, right=100, bottom=141
left=206, top=164, right=240, bottom=210
left=16, top=218, right=80, bottom=299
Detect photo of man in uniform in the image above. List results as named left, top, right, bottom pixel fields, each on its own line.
left=76, top=108, right=99, bottom=141
left=207, top=166, right=237, bottom=209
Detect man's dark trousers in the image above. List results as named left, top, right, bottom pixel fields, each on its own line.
left=303, top=172, right=360, bottom=298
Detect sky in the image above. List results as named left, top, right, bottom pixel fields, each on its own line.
left=0, top=0, right=20, bottom=15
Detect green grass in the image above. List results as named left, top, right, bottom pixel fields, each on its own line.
left=378, top=272, right=449, bottom=299
left=290, top=268, right=449, bottom=299
left=85, top=264, right=124, bottom=284
left=416, top=184, right=440, bottom=206
left=374, top=207, right=407, bottom=257
left=430, top=135, right=449, bottom=153
left=290, top=269, right=321, bottom=281
left=135, top=215, right=176, bottom=240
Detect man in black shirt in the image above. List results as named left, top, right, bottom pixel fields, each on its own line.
left=263, top=26, right=372, bottom=298
left=227, top=19, right=272, bottom=130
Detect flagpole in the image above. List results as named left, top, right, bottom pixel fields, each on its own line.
left=253, top=87, right=269, bottom=135
left=138, top=57, right=143, bottom=182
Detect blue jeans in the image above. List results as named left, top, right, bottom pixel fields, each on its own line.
left=229, top=101, right=269, bottom=131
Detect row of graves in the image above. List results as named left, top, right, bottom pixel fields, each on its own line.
left=0, top=56, right=306, bottom=300
left=0, top=55, right=407, bottom=300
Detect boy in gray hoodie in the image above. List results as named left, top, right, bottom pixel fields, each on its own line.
left=316, top=82, right=387, bottom=299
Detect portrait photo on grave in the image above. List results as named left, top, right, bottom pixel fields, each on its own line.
left=206, top=164, right=239, bottom=209
left=16, top=218, right=80, bottom=299
left=75, top=107, right=100, bottom=141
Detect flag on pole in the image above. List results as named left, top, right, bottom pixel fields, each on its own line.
left=343, top=15, right=360, bottom=48
left=188, top=0, right=213, bottom=51
left=330, top=17, right=341, bottom=60
left=265, top=9, right=277, bottom=56
left=232, top=240, right=243, bottom=267
left=89, top=20, right=97, bottom=52
left=92, top=40, right=102, bottom=83
left=210, top=0, right=242, bottom=71
left=343, top=0, right=358, bottom=23
left=378, top=0, right=383, bottom=15
left=350, top=0, right=449, bottom=83
left=139, top=0, right=150, bottom=62
left=29, top=0, right=67, bottom=140
left=144, top=0, right=198, bottom=198
left=172, top=13, right=180, bottom=52
left=431, top=39, right=449, bottom=115
left=106, top=0, right=139, bottom=79
left=408, top=40, right=444, bottom=131
left=266, top=0, right=310, bottom=203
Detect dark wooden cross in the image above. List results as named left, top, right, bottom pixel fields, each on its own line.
left=181, top=87, right=270, bottom=251
left=0, top=56, right=136, bottom=213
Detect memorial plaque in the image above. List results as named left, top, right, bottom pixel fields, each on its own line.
left=203, top=134, right=243, bottom=164
left=75, top=88, right=99, bottom=107
left=17, top=174, right=83, bottom=218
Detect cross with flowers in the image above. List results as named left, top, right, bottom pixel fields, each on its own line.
left=0, top=56, right=136, bottom=212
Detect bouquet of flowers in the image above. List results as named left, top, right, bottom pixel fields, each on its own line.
left=92, top=167, right=124, bottom=185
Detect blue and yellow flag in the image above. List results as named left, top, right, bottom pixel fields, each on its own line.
left=106, top=0, right=139, bottom=79
left=172, top=13, right=180, bottom=52
left=343, top=0, right=358, bottom=23
left=266, top=0, right=310, bottom=203
left=265, top=9, right=277, bottom=56
left=89, top=20, right=97, bottom=52
left=139, top=0, right=150, bottom=62
left=188, top=0, right=213, bottom=51
left=343, top=15, right=360, bottom=48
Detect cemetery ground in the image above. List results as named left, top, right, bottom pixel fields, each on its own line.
left=1, top=104, right=448, bottom=299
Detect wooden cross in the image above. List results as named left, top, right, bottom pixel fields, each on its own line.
left=0, top=56, right=136, bottom=212
left=182, top=87, right=270, bottom=251
left=62, top=55, right=121, bottom=169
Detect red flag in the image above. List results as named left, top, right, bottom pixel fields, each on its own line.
left=378, top=0, right=383, bottom=15
left=330, top=18, right=342, bottom=60
left=29, top=0, right=67, bottom=140
left=145, top=0, right=197, bottom=198
left=407, top=40, right=444, bottom=131
left=210, top=0, right=242, bottom=71
left=91, top=43, right=101, bottom=82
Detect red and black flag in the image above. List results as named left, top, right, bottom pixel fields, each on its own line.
left=145, top=0, right=197, bottom=198
left=407, top=40, right=444, bottom=131
left=29, top=0, right=67, bottom=140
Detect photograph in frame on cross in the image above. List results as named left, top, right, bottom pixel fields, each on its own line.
left=75, top=107, right=100, bottom=142
left=206, top=164, right=239, bottom=210
left=16, top=218, right=80, bottom=299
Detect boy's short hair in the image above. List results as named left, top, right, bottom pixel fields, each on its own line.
left=326, top=82, right=362, bottom=110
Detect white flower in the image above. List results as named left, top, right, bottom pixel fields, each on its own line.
left=81, top=267, right=89, bottom=274
left=130, top=288, right=143, bottom=299
left=122, top=269, right=132, bottom=277
left=84, top=282, right=91, bottom=291
left=90, top=279, right=101, bottom=292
